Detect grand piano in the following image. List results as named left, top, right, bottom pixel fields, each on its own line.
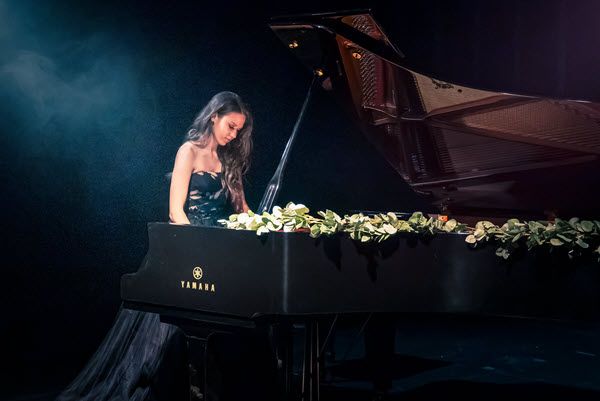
left=121, top=11, right=600, bottom=401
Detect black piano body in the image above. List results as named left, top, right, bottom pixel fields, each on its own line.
left=121, top=222, right=600, bottom=400
left=123, top=222, right=600, bottom=322
left=122, top=10, right=600, bottom=401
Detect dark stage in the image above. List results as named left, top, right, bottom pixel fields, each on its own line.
left=2, top=0, right=600, bottom=400
left=7, top=316, right=600, bottom=400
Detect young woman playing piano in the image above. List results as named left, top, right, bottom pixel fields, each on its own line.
left=167, top=91, right=275, bottom=400
left=57, top=92, right=255, bottom=401
left=169, top=91, right=252, bottom=226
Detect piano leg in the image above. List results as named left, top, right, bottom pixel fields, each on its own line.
left=271, top=323, right=295, bottom=400
left=271, top=320, right=320, bottom=401
left=365, top=314, right=395, bottom=395
left=301, top=321, right=320, bottom=401
left=187, top=335, right=208, bottom=401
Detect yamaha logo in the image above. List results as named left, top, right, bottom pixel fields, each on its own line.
left=180, top=265, right=216, bottom=293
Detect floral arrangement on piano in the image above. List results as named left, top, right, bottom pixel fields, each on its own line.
left=219, top=203, right=600, bottom=262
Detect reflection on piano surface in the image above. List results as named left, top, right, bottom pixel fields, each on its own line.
left=122, top=11, right=600, bottom=401
left=269, top=11, right=600, bottom=219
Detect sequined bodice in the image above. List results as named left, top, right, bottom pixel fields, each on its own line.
left=187, top=171, right=230, bottom=226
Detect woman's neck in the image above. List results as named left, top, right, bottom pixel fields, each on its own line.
left=190, top=139, right=221, bottom=171
left=191, top=136, right=218, bottom=153
left=204, top=134, right=219, bottom=152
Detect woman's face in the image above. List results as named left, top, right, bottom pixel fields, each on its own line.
left=211, top=112, right=246, bottom=146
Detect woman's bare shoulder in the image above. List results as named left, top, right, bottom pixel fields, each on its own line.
left=176, top=141, right=198, bottom=158
left=173, top=142, right=197, bottom=167
left=178, top=140, right=196, bottom=152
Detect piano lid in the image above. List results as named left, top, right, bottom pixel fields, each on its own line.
left=269, top=11, right=600, bottom=219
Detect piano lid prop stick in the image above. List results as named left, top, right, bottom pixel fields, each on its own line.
left=257, top=75, right=318, bottom=214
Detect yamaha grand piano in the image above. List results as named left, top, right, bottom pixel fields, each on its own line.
left=122, top=11, right=600, bottom=401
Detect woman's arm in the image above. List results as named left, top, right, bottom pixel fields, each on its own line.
left=242, top=198, right=250, bottom=213
left=169, top=143, right=195, bottom=224
left=239, top=183, right=250, bottom=213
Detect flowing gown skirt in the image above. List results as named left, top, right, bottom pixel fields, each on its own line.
left=56, top=308, right=188, bottom=401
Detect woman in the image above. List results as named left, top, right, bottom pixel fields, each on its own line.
left=167, top=92, right=275, bottom=401
left=56, top=92, right=254, bottom=401
left=169, top=91, right=252, bottom=226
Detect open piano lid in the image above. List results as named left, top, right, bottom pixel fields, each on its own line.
left=269, top=11, right=600, bottom=219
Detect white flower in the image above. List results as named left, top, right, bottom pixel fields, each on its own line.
left=237, top=213, right=251, bottom=225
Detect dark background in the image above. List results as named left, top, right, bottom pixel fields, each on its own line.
left=2, top=0, right=599, bottom=398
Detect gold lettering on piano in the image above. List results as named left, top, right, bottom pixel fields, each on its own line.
left=179, top=267, right=216, bottom=294
left=179, top=280, right=217, bottom=293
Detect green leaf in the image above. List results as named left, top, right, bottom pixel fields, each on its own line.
left=495, top=247, right=510, bottom=259
left=528, top=221, right=545, bottom=231
left=408, top=212, right=424, bottom=224
left=506, top=218, right=521, bottom=228
left=580, top=221, right=594, bottom=233
left=556, top=233, right=572, bottom=243
left=256, top=226, right=269, bottom=235
left=576, top=238, right=589, bottom=249
left=396, top=221, right=412, bottom=232
left=266, top=221, right=282, bottom=231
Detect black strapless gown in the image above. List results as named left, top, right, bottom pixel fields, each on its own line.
left=56, top=173, right=230, bottom=401
left=186, top=171, right=231, bottom=226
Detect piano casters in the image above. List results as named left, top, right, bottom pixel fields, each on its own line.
left=257, top=75, right=318, bottom=213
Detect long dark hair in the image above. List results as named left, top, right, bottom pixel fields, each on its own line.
left=185, top=91, right=253, bottom=212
